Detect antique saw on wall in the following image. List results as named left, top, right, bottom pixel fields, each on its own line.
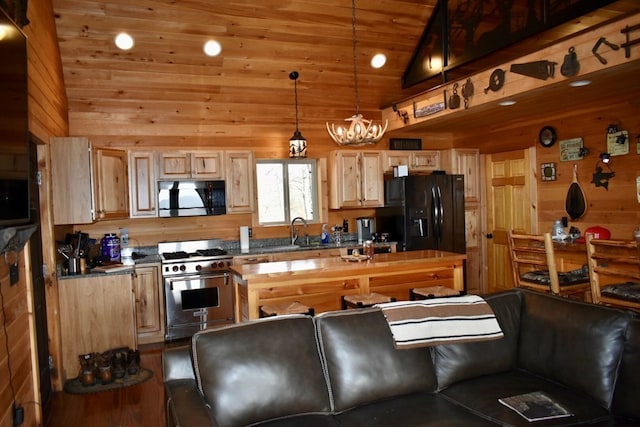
left=510, top=60, right=557, bottom=80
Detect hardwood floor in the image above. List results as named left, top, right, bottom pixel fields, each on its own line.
left=44, top=342, right=174, bottom=427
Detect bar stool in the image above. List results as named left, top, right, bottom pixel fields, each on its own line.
left=410, top=286, right=460, bottom=300
left=342, top=292, right=396, bottom=309
left=259, top=301, right=315, bottom=318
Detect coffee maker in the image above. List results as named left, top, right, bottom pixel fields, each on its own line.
left=356, top=217, right=375, bottom=244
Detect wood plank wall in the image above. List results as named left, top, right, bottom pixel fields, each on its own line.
left=0, top=254, right=39, bottom=427
left=453, top=96, right=640, bottom=240
left=1, top=0, right=71, bottom=418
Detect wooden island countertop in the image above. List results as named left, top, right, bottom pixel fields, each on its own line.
left=231, top=249, right=466, bottom=321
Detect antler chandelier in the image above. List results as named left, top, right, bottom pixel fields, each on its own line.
left=326, top=0, right=387, bottom=146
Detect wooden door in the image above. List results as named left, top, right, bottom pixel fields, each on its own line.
left=225, top=150, right=255, bottom=213
left=485, top=148, right=537, bottom=294
left=360, top=151, right=384, bottom=207
left=58, top=274, right=137, bottom=381
left=133, top=264, right=164, bottom=344
left=50, top=137, right=94, bottom=224
left=158, top=152, right=190, bottom=178
left=94, top=148, right=129, bottom=220
left=333, top=151, right=361, bottom=208
left=382, top=150, right=411, bottom=173
left=129, top=151, right=157, bottom=217
left=191, top=151, right=224, bottom=178
left=411, top=150, right=441, bottom=171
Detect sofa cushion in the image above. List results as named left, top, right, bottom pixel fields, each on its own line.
left=432, top=291, right=522, bottom=390
left=440, top=370, right=612, bottom=426
left=315, top=308, right=437, bottom=412
left=518, top=290, right=635, bottom=409
left=192, top=315, right=331, bottom=427
left=611, top=318, right=640, bottom=420
left=334, top=392, right=497, bottom=427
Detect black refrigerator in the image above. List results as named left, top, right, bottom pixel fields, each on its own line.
left=376, top=175, right=465, bottom=253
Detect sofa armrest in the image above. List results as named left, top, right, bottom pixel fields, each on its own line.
left=612, top=319, right=640, bottom=420
left=163, top=345, right=195, bottom=382
left=166, top=379, right=216, bottom=427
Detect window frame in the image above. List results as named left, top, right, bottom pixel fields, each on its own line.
left=255, top=158, right=319, bottom=226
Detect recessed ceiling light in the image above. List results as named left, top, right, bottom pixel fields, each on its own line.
left=115, top=33, right=134, bottom=50
left=371, top=53, right=386, bottom=69
left=203, top=40, right=222, bottom=57
left=498, top=100, right=516, bottom=106
left=568, top=79, right=592, bottom=87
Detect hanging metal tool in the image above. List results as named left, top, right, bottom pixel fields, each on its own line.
left=560, top=47, right=580, bottom=77
left=448, top=83, right=460, bottom=109
left=484, top=69, right=505, bottom=94
left=510, top=60, right=557, bottom=80
left=592, top=37, right=619, bottom=65
left=621, top=24, right=640, bottom=59
left=462, top=78, right=474, bottom=109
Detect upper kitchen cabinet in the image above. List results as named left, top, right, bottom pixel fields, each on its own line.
left=157, top=151, right=224, bottom=179
left=129, top=151, right=157, bottom=217
left=50, top=137, right=95, bottom=224
left=225, top=150, right=255, bottom=213
left=445, top=148, right=481, bottom=203
left=50, top=137, right=129, bottom=224
left=93, top=148, right=129, bottom=220
left=157, top=152, right=190, bottom=178
left=383, top=150, right=441, bottom=173
left=329, top=150, right=384, bottom=209
left=192, top=152, right=224, bottom=179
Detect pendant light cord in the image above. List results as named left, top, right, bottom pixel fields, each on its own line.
left=351, top=0, right=360, bottom=115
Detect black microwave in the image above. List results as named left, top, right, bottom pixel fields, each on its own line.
left=157, top=180, right=226, bottom=217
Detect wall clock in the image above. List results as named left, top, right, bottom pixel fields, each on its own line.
left=539, top=126, right=557, bottom=147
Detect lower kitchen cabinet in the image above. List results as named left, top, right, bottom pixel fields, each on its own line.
left=58, top=273, right=137, bottom=382
left=133, top=263, right=165, bottom=344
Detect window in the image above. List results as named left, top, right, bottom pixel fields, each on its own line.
left=256, top=159, right=318, bottom=225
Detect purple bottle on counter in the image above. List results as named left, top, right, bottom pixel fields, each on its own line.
left=101, top=233, right=121, bottom=262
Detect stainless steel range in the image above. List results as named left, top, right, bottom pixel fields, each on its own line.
left=158, top=239, right=234, bottom=341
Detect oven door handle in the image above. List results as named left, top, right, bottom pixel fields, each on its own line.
left=166, top=271, right=229, bottom=291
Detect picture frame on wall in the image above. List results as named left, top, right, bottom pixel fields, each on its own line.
left=559, top=138, right=584, bottom=162
left=541, top=163, right=556, bottom=181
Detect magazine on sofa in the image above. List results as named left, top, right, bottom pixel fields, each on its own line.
left=499, top=391, right=574, bottom=422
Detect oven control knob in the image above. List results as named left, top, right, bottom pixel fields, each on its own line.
left=218, top=261, right=225, bottom=268
left=172, top=265, right=179, bottom=272
left=195, top=264, right=202, bottom=272
left=179, top=265, right=186, bottom=272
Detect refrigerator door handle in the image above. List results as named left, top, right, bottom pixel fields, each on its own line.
left=435, top=185, right=443, bottom=241
left=431, top=187, right=438, bottom=239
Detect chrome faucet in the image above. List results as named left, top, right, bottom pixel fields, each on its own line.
left=290, top=217, right=308, bottom=245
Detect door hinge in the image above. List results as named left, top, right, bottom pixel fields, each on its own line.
left=36, top=171, right=42, bottom=186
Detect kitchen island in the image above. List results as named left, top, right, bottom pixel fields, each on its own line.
left=231, top=250, right=466, bottom=321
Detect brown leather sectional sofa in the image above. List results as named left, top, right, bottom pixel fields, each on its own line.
left=162, top=289, right=640, bottom=426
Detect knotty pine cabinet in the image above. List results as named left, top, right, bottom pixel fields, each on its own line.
left=225, top=150, right=255, bottom=213
left=329, top=150, right=384, bottom=209
left=443, top=148, right=481, bottom=203
left=94, top=147, right=129, bottom=220
left=157, top=151, right=224, bottom=179
left=129, top=151, right=157, bottom=217
left=382, top=150, right=441, bottom=173
left=50, top=138, right=129, bottom=224
left=132, top=263, right=165, bottom=344
left=58, top=273, right=137, bottom=382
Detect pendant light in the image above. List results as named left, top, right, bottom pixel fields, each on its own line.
left=326, top=0, right=387, bottom=146
left=289, top=71, right=307, bottom=158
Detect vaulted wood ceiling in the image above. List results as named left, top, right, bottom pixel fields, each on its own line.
left=51, top=0, right=640, bottom=155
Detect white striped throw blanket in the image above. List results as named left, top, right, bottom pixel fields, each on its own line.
left=375, top=295, right=504, bottom=349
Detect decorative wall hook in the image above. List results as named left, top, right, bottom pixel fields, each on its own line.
left=392, top=104, right=409, bottom=124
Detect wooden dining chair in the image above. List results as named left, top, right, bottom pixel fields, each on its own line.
left=585, top=234, right=640, bottom=311
left=507, top=230, right=590, bottom=299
